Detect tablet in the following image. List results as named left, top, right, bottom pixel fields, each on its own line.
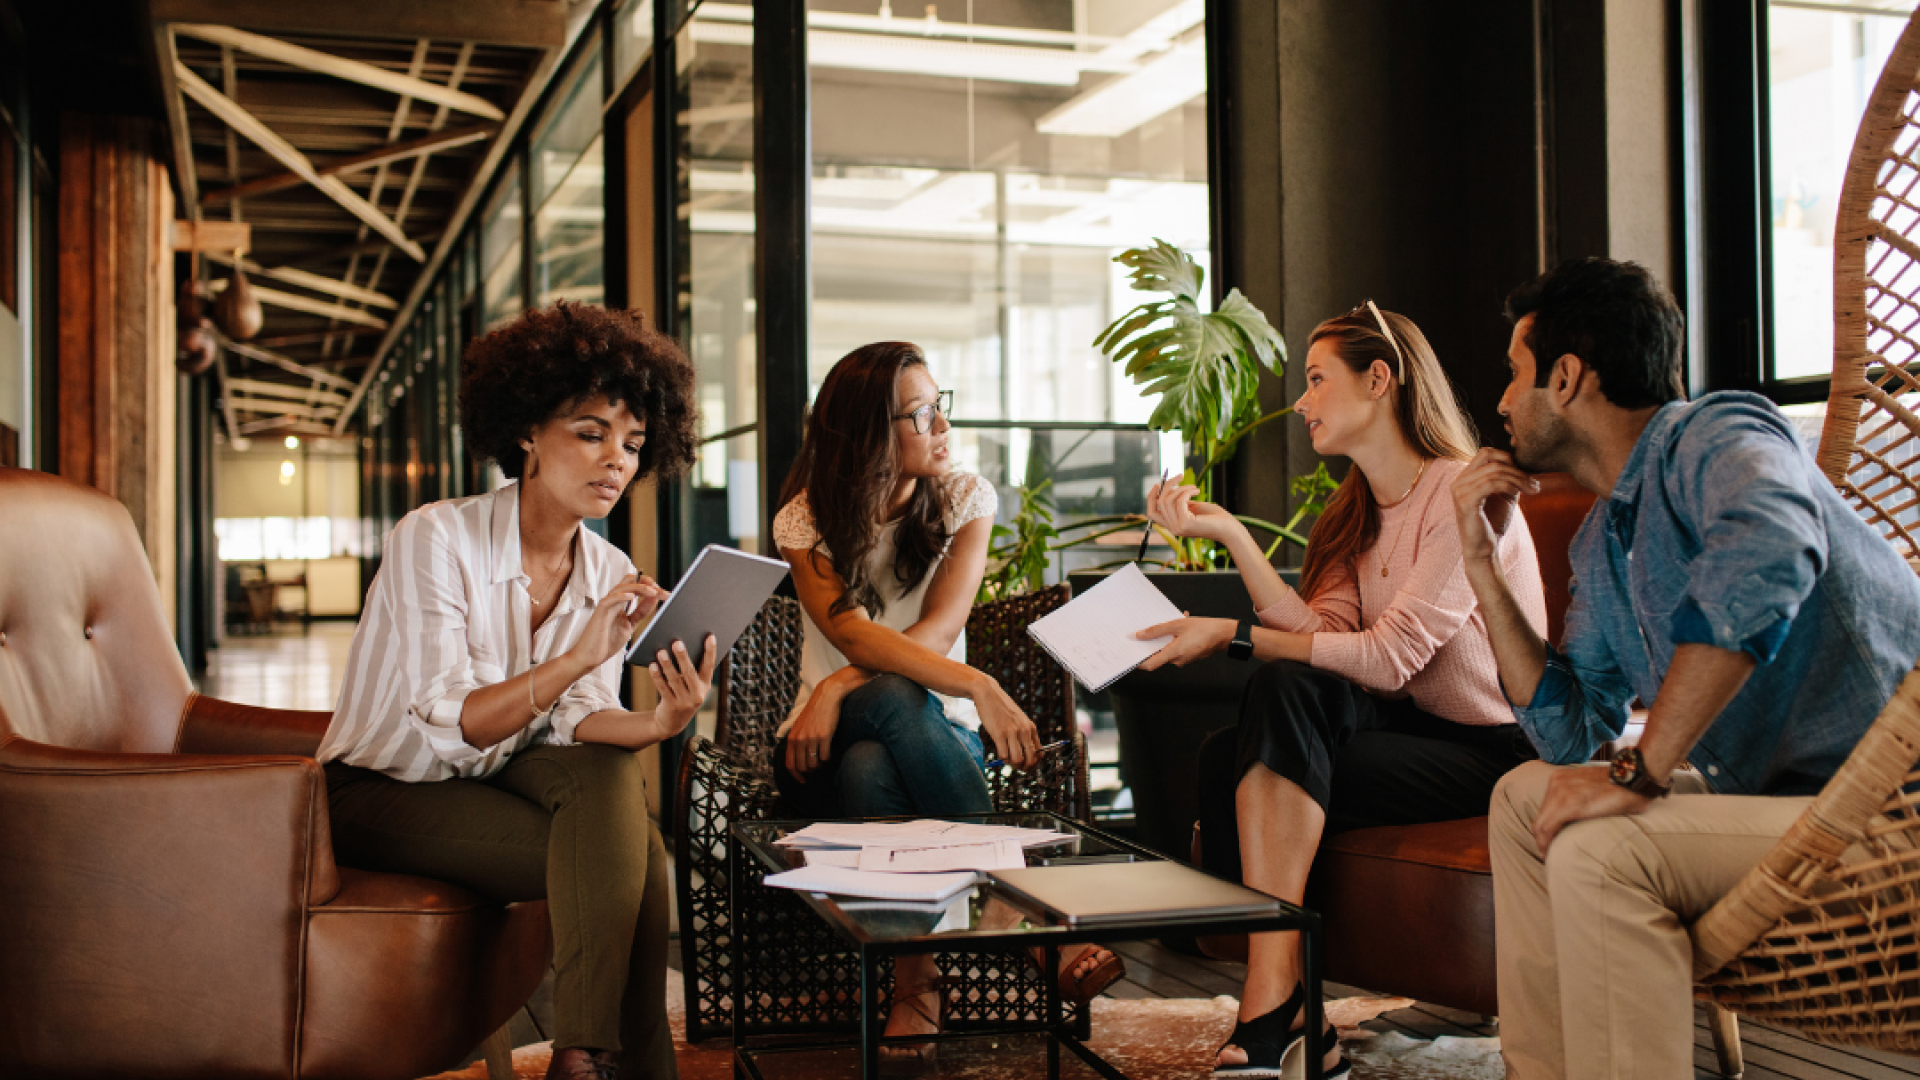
left=625, top=545, right=791, bottom=670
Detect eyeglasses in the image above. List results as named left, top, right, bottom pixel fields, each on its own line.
left=1353, top=298, right=1407, bottom=382
left=893, top=389, right=953, bottom=434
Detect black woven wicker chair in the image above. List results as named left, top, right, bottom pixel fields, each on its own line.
left=675, top=585, right=1094, bottom=1042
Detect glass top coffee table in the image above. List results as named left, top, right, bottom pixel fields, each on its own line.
left=728, top=811, right=1325, bottom=1080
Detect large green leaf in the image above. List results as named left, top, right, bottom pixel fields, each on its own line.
left=1115, top=239, right=1205, bottom=301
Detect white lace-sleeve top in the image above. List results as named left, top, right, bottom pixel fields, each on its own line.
left=772, top=472, right=999, bottom=734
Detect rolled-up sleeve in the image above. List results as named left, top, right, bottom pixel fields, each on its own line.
left=384, top=514, right=495, bottom=768
left=544, top=651, right=626, bottom=746
left=1512, top=573, right=1635, bottom=763
left=1664, top=404, right=1827, bottom=664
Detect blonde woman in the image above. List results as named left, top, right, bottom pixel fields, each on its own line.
left=1138, top=304, right=1547, bottom=1079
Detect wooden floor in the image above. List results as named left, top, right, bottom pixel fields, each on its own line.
left=209, top=626, right=1920, bottom=1080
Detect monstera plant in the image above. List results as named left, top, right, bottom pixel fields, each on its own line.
left=1092, top=239, right=1333, bottom=571
left=977, top=240, right=1335, bottom=598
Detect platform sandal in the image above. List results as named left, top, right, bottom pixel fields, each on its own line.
left=1212, top=983, right=1349, bottom=1079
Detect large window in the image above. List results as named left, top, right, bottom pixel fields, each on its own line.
left=1767, top=1, right=1908, bottom=385
left=533, top=40, right=607, bottom=307
left=481, top=162, right=526, bottom=330
left=678, top=4, right=761, bottom=551
left=799, top=0, right=1208, bottom=571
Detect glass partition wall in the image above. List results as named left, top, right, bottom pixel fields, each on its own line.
left=802, top=0, right=1209, bottom=584
left=676, top=4, right=761, bottom=555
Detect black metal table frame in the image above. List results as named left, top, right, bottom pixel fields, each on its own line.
left=728, top=812, right=1325, bottom=1080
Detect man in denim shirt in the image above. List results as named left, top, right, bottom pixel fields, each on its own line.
left=1450, top=257, right=1920, bottom=1080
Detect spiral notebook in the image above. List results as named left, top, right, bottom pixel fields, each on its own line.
left=1024, top=563, right=1186, bottom=693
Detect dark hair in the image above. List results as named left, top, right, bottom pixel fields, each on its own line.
left=778, top=342, right=948, bottom=619
left=1503, top=257, right=1685, bottom=409
left=1296, top=307, right=1479, bottom=602
left=459, top=301, right=700, bottom=484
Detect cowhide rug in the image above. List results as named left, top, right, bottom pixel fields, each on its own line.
left=422, top=970, right=1505, bottom=1079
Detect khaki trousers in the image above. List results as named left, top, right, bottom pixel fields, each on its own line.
left=325, top=744, right=674, bottom=1076
left=1490, top=761, right=1809, bottom=1080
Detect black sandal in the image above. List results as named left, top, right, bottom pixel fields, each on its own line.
left=1212, top=984, right=1349, bottom=1079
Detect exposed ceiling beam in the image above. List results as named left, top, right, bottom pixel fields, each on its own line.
left=175, top=63, right=427, bottom=261
left=230, top=397, right=342, bottom=419
left=208, top=276, right=391, bottom=327
left=253, top=329, right=379, bottom=350
left=206, top=252, right=398, bottom=308
left=201, top=123, right=496, bottom=205
left=172, top=219, right=251, bottom=252
left=326, top=39, right=434, bottom=362
left=221, top=340, right=360, bottom=391
left=172, top=24, right=505, bottom=121
left=213, top=349, right=241, bottom=443
left=152, top=22, right=200, bottom=212
left=224, top=377, right=350, bottom=406
left=149, top=0, right=567, bottom=50
left=251, top=285, right=390, bottom=327
left=238, top=417, right=340, bottom=437
left=334, top=6, right=589, bottom=433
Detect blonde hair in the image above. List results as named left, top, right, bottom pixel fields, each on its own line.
left=1295, top=307, right=1479, bottom=602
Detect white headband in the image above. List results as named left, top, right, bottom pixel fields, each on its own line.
left=1366, top=300, right=1406, bottom=382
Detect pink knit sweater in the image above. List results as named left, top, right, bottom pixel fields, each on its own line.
left=1255, top=457, right=1547, bottom=727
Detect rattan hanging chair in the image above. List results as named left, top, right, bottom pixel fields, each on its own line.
left=1688, top=5, right=1920, bottom=1068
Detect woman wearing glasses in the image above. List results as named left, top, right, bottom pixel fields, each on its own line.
left=1137, top=305, right=1547, bottom=1079
left=773, top=340, right=1123, bottom=1068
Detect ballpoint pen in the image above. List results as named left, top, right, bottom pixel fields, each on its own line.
left=985, top=738, right=1070, bottom=770
left=1138, top=469, right=1172, bottom=562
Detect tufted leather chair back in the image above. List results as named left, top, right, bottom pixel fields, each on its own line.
left=0, top=468, right=193, bottom=753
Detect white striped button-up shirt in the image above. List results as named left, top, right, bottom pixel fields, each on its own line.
left=317, top=482, right=634, bottom=782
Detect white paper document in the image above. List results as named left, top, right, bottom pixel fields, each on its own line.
left=856, top=839, right=1026, bottom=874
left=762, top=865, right=979, bottom=903
left=1025, top=563, right=1187, bottom=692
left=775, top=819, right=1074, bottom=851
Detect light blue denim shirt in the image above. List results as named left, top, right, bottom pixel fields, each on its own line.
left=1514, top=391, right=1920, bottom=796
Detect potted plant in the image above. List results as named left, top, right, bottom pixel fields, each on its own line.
left=1052, top=239, right=1332, bottom=860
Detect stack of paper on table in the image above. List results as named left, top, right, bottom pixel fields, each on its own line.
left=762, top=819, right=1077, bottom=902
left=1024, top=562, right=1187, bottom=692
left=760, top=865, right=979, bottom=904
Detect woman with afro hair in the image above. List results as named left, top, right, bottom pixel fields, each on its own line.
left=316, top=302, right=706, bottom=1080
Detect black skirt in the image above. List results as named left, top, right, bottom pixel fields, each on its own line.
left=1195, top=659, right=1537, bottom=884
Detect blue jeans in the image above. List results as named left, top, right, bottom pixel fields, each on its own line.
left=773, top=673, right=993, bottom=818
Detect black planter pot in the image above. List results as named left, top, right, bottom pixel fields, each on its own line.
left=1068, top=568, right=1295, bottom=863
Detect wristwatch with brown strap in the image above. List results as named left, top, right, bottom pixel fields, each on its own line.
left=1608, top=745, right=1673, bottom=798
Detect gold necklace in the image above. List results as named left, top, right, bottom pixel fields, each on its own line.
left=526, top=552, right=573, bottom=607
left=1377, top=457, right=1432, bottom=577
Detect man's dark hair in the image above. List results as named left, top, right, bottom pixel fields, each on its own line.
left=459, top=301, right=700, bottom=482
left=1503, top=257, right=1685, bottom=409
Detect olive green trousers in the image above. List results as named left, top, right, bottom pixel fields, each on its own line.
left=324, top=743, right=674, bottom=1077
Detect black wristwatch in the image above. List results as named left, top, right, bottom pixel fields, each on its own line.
left=1227, top=619, right=1255, bottom=661
left=1608, top=746, right=1672, bottom=798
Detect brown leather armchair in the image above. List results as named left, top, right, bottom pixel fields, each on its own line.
left=0, top=468, right=551, bottom=1079
left=1195, top=473, right=1602, bottom=1016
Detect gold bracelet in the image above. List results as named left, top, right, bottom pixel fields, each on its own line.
left=527, top=662, right=545, bottom=719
